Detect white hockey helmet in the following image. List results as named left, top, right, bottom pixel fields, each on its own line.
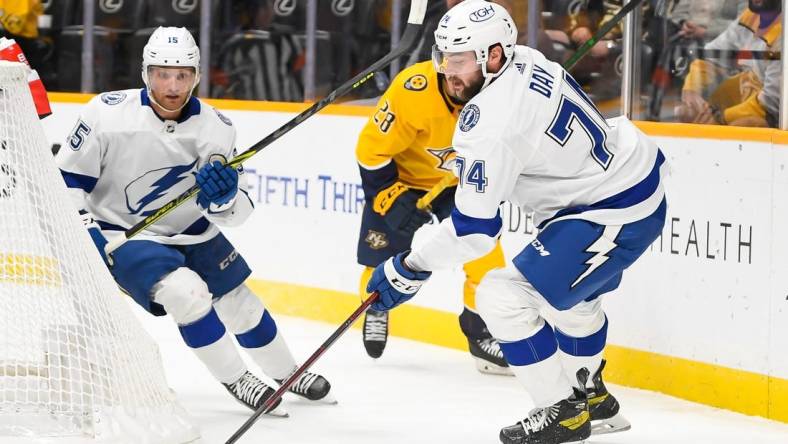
left=141, top=27, right=200, bottom=111
left=433, top=0, right=517, bottom=88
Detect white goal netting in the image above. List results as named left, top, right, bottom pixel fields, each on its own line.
left=0, top=61, right=200, bottom=443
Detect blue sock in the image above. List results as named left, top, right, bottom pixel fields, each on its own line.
left=499, top=322, right=559, bottom=366
left=179, top=307, right=227, bottom=348
left=555, top=317, right=608, bottom=357
left=236, top=309, right=278, bottom=348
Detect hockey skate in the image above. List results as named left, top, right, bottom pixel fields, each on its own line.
left=588, top=360, right=631, bottom=435
left=499, top=368, right=591, bottom=444
left=362, top=308, right=389, bottom=359
left=469, top=337, right=513, bottom=376
left=223, top=371, right=288, bottom=417
left=276, top=370, right=337, bottom=404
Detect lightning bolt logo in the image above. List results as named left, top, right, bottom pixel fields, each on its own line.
left=571, top=225, right=622, bottom=288
left=125, top=160, right=198, bottom=216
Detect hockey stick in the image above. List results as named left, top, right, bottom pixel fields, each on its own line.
left=104, top=0, right=429, bottom=258
left=415, top=175, right=457, bottom=211
left=563, top=0, right=649, bottom=71
left=416, top=0, right=648, bottom=211
left=225, top=291, right=380, bottom=444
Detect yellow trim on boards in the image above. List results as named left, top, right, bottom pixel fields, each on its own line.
left=633, top=121, right=776, bottom=143
left=48, top=92, right=93, bottom=104
left=246, top=278, right=788, bottom=424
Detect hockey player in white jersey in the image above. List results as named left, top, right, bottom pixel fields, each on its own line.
left=55, top=27, right=334, bottom=415
left=366, top=2, right=667, bottom=443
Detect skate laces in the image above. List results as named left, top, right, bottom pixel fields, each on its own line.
left=519, top=405, right=560, bottom=434
left=364, top=312, right=388, bottom=341
left=478, top=338, right=504, bottom=359
left=290, top=371, right=320, bottom=396
left=230, top=372, right=267, bottom=406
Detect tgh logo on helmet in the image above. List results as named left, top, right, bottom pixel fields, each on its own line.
left=172, top=0, right=198, bottom=14
left=274, top=0, right=297, bottom=16
left=99, top=0, right=123, bottom=14
left=332, top=0, right=354, bottom=16
left=469, top=5, right=496, bottom=22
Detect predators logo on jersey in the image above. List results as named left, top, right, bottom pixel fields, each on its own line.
left=356, top=61, right=462, bottom=191
left=426, top=147, right=456, bottom=172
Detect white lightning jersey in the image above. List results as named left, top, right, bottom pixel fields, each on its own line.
left=408, top=45, right=667, bottom=271
left=55, top=89, right=253, bottom=245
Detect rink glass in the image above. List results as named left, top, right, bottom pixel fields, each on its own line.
left=35, top=0, right=784, bottom=127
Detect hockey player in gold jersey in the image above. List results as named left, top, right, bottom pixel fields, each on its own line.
left=355, top=59, right=510, bottom=375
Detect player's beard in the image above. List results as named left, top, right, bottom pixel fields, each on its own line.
left=445, top=73, right=484, bottom=103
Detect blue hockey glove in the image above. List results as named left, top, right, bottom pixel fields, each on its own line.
left=373, top=182, right=432, bottom=237
left=196, top=160, right=239, bottom=209
left=80, top=210, right=109, bottom=265
left=366, top=251, right=432, bottom=311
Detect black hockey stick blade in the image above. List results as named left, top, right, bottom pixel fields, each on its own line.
left=105, top=0, right=429, bottom=257
left=225, top=292, right=381, bottom=444
left=563, top=0, right=649, bottom=71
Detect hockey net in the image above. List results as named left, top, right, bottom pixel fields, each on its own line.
left=0, top=61, right=199, bottom=443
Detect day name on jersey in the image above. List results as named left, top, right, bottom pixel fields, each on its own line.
left=528, top=64, right=554, bottom=99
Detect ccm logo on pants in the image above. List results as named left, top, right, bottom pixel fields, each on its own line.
left=219, top=250, right=239, bottom=270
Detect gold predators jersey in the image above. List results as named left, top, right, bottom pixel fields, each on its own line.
left=356, top=61, right=462, bottom=194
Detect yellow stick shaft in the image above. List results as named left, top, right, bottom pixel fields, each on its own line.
left=416, top=175, right=458, bottom=210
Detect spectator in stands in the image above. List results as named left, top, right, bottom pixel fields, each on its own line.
left=644, top=1, right=747, bottom=122
left=668, top=0, right=747, bottom=44
left=676, top=0, right=782, bottom=127
left=545, top=0, right=622, bottom=61
left=0, top=0, right=44, bottom=69
left=542, top=0, right=639, bottom=106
